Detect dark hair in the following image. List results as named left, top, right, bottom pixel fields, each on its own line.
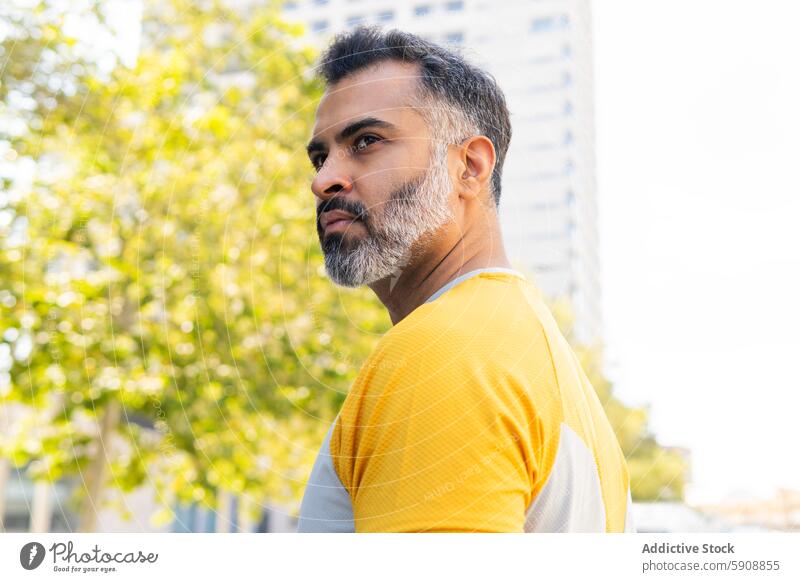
left=316, top=26, right=512, bottom=205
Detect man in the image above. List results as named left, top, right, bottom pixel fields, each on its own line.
left=297, top=26, right=635, bottom=533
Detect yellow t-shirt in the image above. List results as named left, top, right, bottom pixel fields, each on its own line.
left=298, top=269, right=635, bottom=532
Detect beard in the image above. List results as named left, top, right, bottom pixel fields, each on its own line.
left=317, top=146, right=454, bottom=288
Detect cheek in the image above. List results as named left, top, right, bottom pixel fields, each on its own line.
left=366, top=145, right=421, bottom=181
left=356, top=146, right=426, bottom=207
left=353, top=173, right=391, bottom=215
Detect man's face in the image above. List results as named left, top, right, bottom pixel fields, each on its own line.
left=307, top=61, right=454, bottom=288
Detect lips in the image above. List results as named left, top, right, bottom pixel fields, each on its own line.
left=320, top=210, right=360, bottom=234
left=327, top=217, right=354, bottom=229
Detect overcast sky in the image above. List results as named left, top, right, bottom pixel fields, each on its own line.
left=593, top=0, right=800, bottom=504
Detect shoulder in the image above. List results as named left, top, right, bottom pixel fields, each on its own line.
left=344, top=274, right=555, bottom=421
left=383, top=272, right=537, bottom=356
left=371, top=273, right=553, bottom=383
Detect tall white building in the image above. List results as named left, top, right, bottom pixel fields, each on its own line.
left=282, top=0, right=602, bottom=344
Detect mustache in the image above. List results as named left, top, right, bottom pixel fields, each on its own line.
left=316, top=197, right=369, bottom=235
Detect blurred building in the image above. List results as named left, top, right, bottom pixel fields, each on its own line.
left=0, top=466, right=76, bottom=533
left=632, top=502, right=774, bottom=533
left=280, top=0, right=602, bottom=344
left=697, top=489, right=800, bottom=532
left=0, top=404, right=294, bottom=533
left=0, top=461, right=297, bottom=533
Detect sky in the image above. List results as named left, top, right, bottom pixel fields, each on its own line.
left=592, top=0, right=800, bottom=504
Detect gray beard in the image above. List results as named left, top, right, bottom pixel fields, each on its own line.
left=322, top=149, right=453, bottom=288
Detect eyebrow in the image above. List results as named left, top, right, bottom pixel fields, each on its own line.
left=306, top=116, right=397, bottom=158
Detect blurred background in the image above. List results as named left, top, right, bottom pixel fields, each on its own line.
left=0, top=0, right=798, bottom=533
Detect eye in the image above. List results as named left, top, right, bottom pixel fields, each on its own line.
left=353, top=134, right=380, bottom=152
left=311, top=154, right=327, bottom=171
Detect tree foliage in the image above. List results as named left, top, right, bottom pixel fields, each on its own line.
left=1, top=0, right=390, bottom=528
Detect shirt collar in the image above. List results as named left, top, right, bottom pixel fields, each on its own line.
left=424, top=267, right=526, bottom=304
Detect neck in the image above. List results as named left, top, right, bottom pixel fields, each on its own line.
left=368, top=212, right=511, bottom=325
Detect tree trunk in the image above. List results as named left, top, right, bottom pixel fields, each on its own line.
left=78, top=400, right=122, bottom=532
left=215, top=489, right=232, bottom=533
left=29, top=479, right=52, bottom=532
left=237, top=495, right=253, bottom=533
left=0, top=457, right=10, bottom=531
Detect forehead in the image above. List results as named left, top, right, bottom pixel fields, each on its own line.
left=313, top=60, right=427, bottom=137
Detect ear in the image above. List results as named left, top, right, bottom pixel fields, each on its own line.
left=448, top=135, right=496, bottom=202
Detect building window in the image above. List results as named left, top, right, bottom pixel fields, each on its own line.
left=530, top=16, right=555, bottom=33
left=346, top=14, right=365, bottom=26
left=377, top=10, right=394, bottom=22
left=445, top=31, right=464, bottom=44
left=445, top=1, right=464, bottom=11
left=311, top=20, right=328, bottom=33
left=414, top=4, right=432, bottom=16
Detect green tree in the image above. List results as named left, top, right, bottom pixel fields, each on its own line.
left=1, top=0, right=389, bottom=530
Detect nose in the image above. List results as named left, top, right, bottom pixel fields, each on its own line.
left=311, top=151, right=354, bottom=202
